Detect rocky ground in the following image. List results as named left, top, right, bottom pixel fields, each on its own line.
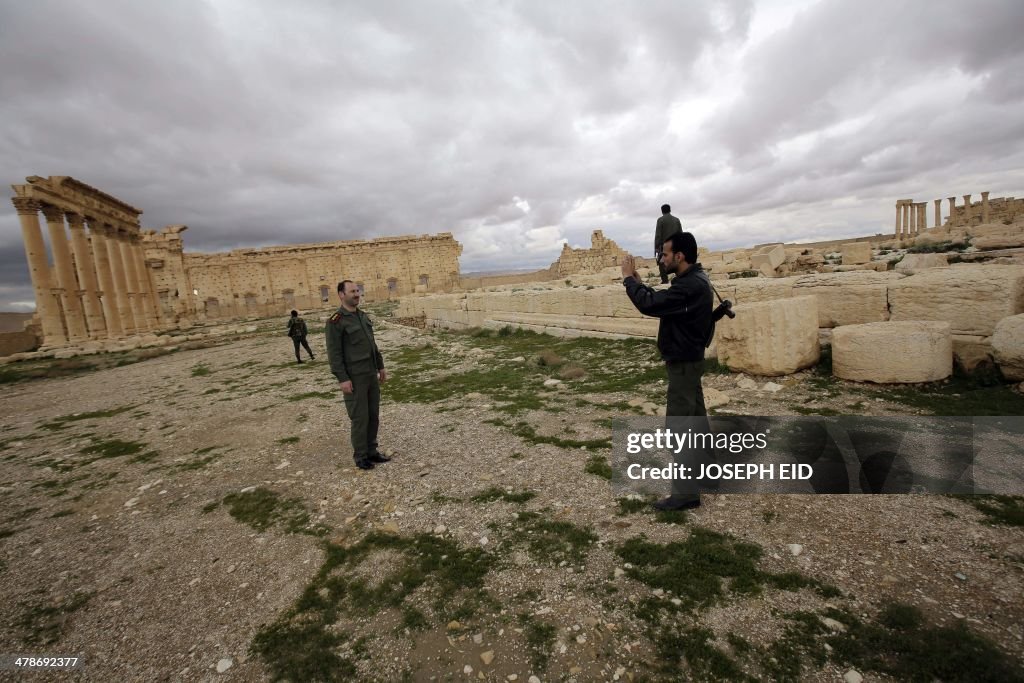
left=0, top=312, right=1022, bottom=683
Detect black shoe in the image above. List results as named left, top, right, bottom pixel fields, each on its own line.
left=652, top=496, right=701, bottom=511
left=310, top=356, right=316, bottom=360
left=297, top=359, right=304, bottom=364
left=368, top=452, right=391, bottom=463
left=354, top=458, right=374, bottom=470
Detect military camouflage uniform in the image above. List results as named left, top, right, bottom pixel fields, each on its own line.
left=325, top=306, right=385, bottom=465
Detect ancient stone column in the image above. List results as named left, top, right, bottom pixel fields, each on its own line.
left=129, top=235, right=159, bottom=329
left=948, top=197, right=957, bottom=226
left=905, top=202, right=915, bottom=235
left=105, top=228, right=136, bottom=334
left=963, top=195, right=973, bottom=225
left=119, top=232, right=148, bottom=332
left=87, top=219, right=123, bottom=337
left=918, top=203, right=927, bottom=233
left=66, top=212, right=106, bottom=339
left=981, top=191, right=990, bottom=224
left=40, top=203, right=88, bottom=342
left=11, top=197, right=66, bottom=345
left=934, top=199, right=942, bottom=229
left=894, top=201, right=902, bottom=238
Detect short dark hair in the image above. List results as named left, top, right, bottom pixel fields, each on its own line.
left=290, top=310, right=298, bottom=317
left=338, top=280, right=354, bottom=293
left=661, top=204, right=671, bottom=214
left=664, top=231, right=698, bottom=264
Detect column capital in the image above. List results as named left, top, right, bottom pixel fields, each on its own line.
left=40, top=203, right=65, bottom=222
left=981, top=191, right=990, bottom=198
left=11, top=197, right=41, bottom=215
left=65, top=212, right=86, bottom=229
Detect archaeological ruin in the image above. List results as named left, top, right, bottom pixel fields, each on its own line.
left=6, top=176, right=1024, bottom=386
left=7, top=176, right=462, bottom=350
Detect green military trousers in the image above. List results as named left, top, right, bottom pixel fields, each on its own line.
left=665, top=360, right=709, bottom=501
left=344, top=372, right=381, bottom=460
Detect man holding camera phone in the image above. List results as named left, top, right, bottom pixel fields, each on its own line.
left=621, top=231, right=713, bottom=511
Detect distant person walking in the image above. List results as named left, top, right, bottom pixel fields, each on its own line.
left=287, top=310, right=315, bottom=363
left=654, top=204, right=683, bottom=284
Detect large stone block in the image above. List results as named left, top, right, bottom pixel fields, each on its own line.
left=832, top=322, right=952, bottom=383
left=952, top=335, right=993, bottom=372
left=895, top=253, right=948, bottom=275
left=992, top=314, right=1024, bottom=381
left=730, top=277, right=796, bottom=304
left=792, top=271, right=905, bottom=328
left=751, top=244, right=785, bottom=271
left=717, top=296, right=820, bottom=376
left=841, top=242, right=871, bottom=265
left=888, top=265, right=1024, bottom=335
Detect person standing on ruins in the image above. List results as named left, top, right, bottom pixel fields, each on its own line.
left=287, top=310, right=316, bottom=363
left=654, top=204, right=683, bottom=284
left=325, top=280, right=392, bottom=471
left=622, top=231, right=713, bottom=510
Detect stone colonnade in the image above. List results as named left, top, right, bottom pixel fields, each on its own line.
left=893, top=199, right=927, bottom=240
left=895, top=191, right=992, bottom=238
left=11, top=176, right=163, bottom=347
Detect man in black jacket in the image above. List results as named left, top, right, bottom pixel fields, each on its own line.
left=622, top=231, right=713, bottom=510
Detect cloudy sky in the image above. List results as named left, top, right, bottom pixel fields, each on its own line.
left=2, top=0, right=1023, bottom=311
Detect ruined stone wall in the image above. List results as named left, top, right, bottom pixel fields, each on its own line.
left=552, top=230, right=628, bottom=276
left=948, top=196, right=1024, bottom=227
left=178, top=233, right=461, bottom=321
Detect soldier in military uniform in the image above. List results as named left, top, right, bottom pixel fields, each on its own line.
left=654, top=204, right=683, bottom=284
left=325, top=280, right=392, bottom=470
left=287, top=310, right=315, bottom=363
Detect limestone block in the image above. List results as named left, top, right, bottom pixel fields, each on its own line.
left=792, top=271, right=905, bottom=328
left=609, top=290, right=646, bottom=318
left=832, top=322, right=952, bottom=383
left=841, top=243, right=871, bottom=265
left=723, top=260, right=753, bottom=273
left=796, top=253, right=826, bottom=267
left=952, top=335, right=993, bottom=372
left=973, top=235, right=1024, bottom=250
left=751, top=244, right=785, bottom=271
left=992, top=314, right=1024, bottom=380
left=888, top=265, right=1024, bottom=335
left=895, top=253, right=948, bottom=275
left=581, top=287, right=614, bottom=317
left=717, top=296, right=820, bottom=376
left=730, top=277, right=795, bottom=305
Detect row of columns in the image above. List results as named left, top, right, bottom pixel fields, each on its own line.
left=12, top=197, right=162, bottom=347
left=894, top=199, right=927, bottom=240
left=896, top=191, right=992, bottom=238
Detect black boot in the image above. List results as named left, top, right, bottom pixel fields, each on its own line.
left=354, top=457, right=374, bottom=470
left=652, top=495, right=701, bottom=511
left=368, top=451, right=391, bottom=463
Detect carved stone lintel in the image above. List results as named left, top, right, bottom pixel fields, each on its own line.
left=11, top=197, right=41, bottom=215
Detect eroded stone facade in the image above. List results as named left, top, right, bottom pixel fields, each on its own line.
left=145, top=231, right=462, bottom=322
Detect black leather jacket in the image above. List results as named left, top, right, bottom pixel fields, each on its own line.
left=623, top=263, right=713, bottom=362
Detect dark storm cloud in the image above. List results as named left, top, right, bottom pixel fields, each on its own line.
left=1, top=0, right=1021, bottom=309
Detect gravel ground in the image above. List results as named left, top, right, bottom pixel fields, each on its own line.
left=0, top=319, right=1021, bottom=682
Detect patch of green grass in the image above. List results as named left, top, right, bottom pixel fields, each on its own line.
left=616, top=527, right=840, bottom=614
left=703, top=358, right=732, bottom=375
left=401, top=606, right=430, bottom=632
left=470, top=487, right=536, bottom=504
left=50, top=509, right=74, bottom=519
left=251, top=532, right=496, bottom=682
left=79, top=438, right=146, bottom=461
left=222, top=487, right=326, bottom=536
left=276, top=436, right=301, bottom=445
left=823, top=603, right=1023, bottom=683
left=14, top=591, right=92, bottom=646
left=872, top=374, right=1024, bottom=416
left=653, top=626, right=753, bottom=682
left=203, top=388, right=221, bottom=395
left=201, top=500, right=220, bottom=514
left=429, top=492, right=460, bottom=504
left=951, top=495, right=1024, bottom=526
left=191, top=363, right=212, bottom=377
left=517, top=612, right=557, bottom=672
left=494, top=510, right=597, bottom=565
left=790, top=405, right=841, bottom=416
left=490, top=418, right=612, bottom=450
left=616, top=497, right=649, bottom=515
left=40, top=405, right=135, bottom=431
left=585, top=453, right=612, bottom=479
left=128, top=450, right=161, bottom=464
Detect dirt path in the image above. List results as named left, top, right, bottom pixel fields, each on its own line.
left=0, top=320, right=1021, bottom=682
